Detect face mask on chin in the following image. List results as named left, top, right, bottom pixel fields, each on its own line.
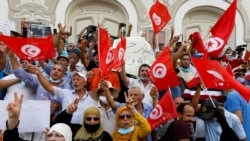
left=118, top=126, right=134, bottom=135
left=236, top=77, right=245, bottom=85
left=99, top=95, right=112, bottom=104
left=49, top=77, right=61, bottom=83
left=181, top=67, right=189, bottom=73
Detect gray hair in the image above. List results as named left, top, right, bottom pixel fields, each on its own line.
left=129, top=84, right=145, bottom=95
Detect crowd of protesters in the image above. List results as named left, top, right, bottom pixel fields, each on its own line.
left=0, top=18, right=250, bottom=141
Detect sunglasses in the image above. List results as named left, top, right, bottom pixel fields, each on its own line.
left=119, top=114, right=132, bottom=120
left=238, top=73, right=245, bottom=76
left=86, top=117, right=100, bottom=121
left=47, top=133, right=64, bottom=138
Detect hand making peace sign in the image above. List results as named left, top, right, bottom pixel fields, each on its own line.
left=66, top=98, right=80, bottom=114
left=124, top=91, right=138, bottom=115
left=7, top=92, right=23, bottom=119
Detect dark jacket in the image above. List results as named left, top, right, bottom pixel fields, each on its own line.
left=53, top=110, right=113, bottom=141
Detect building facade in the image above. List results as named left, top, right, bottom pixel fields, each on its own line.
left=0, top=0, right=250, bottom=50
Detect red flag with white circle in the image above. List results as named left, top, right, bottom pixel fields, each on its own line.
left=112, top=37, right=126, bottom=71
left=149, top=0, right=171, bottom=34
left=147, top=47, right=179, bottom=90
left=147, top=89, right=178, bottom=130
left=98, top=27, right=114, bottom=78
left=206, top=0, right=237, bottom=57
left=0, top=34, right=55, bottom=60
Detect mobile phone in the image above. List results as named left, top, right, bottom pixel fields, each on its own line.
left=53, top=28, right=57, bottom=34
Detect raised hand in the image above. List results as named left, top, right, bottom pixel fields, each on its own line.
left=0, top=129, right=3, bottom=141
left=27, top=64, right=40, bottom=75
left=7, top=92, right=23, bottom=119
left=141, top=29, right=147, bottom=37
left=150, top=87, right=158, bottom=100
left=57, top=23, right=66, bottom=33
left=99, top=80, right=110, bottom=92
left=128, top=24, right=133, bottom=30
left=21, top=18, right=30, bottom=29
left=124, top=91, right=135, bottom=111
left=66, top=98, right=79, bottom=114
left=0, top=41, right=7, bottom=54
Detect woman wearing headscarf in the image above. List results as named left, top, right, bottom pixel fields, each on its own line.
left=112, top=93, right=151, bottom=141
left=47, top=123, right=72, bottom=141
left=53, top=98, right=112, bottom=141
left=3, top=93, right=73, bottom=141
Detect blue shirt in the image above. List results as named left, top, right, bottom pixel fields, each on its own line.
left=224, top=90, right=250, bottom=141
left=204, top=109, right=246, bottom=141
left=43, top=63, right=73, bottom=89
left=14, top=67, right=71, bottom=100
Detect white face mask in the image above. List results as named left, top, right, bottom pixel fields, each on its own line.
left=99, top=96, right=112, bottom=104
left=49, top=77, right=61, bottom=83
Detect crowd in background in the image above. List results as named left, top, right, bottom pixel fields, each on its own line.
left=0, top=18, right=250, bottom=141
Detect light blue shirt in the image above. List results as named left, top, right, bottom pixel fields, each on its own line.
left=224, top=90, right=250, bottom=141
left=14, top=66, right=71, bottom=100
left=204, top=109, right=246, bottom=141
left=43, top=63, right=73, bottom=89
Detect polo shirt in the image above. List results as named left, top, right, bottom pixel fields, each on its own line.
left=53, top=87, right=97, bottom=124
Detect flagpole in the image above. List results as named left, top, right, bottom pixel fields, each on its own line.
left=190, top=57, right=216, bottom=108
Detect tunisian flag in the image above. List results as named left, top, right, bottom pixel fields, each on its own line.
left=207, top=0, right=237, bottom=58
left=98, top=27, right=114, bottom=78
left=147, top=47, right=179, bottom=90
left=112, top=37, right=126, bottom=71
left=189, top=32, right=207, bottom=59
left=148, top=88, right=178, bottom=130
left=149, top=0, right=171, bottom=34
left=0, top=34, right=55, bottom=60
left=192, top=57, right=250, bottom=102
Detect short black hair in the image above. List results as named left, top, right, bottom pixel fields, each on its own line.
left=138, top=64, right=150, bottom=76
left=177, top=103, right=194, bottom=114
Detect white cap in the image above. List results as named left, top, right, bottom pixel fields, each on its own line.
left=72, top=71, right=87, bottom=81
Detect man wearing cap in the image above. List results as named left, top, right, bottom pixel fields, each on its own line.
left=90, top=79, right=119, bottom=134
left=32, top=67, right=97, bottom=124
left=197, top=98, right=246, bottom=141
left=69, top=48, right=87, bottom=75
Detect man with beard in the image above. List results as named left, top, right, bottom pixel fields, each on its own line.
left=120, top=63, right=157, bottom=108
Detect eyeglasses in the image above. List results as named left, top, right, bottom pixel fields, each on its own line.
left=159, top=43, right=164, bottom=46
left=86, top=117, right=100, bottom=121
left=47, top=133, right=64, bottom=138
left=119, top=114, right=132, bottom=120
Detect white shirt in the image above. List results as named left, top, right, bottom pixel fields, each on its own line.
left=53, top=87, right=97, bottom=124
left=97, top=101, right=116, bottom=134
left=3, top=74, right=36, bottom=101
left=128, top=78, right=155, bottom=106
